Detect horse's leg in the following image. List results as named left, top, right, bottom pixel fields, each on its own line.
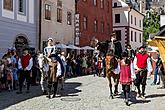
left=40, top=69, right=47, bottom=94
left=114, top=75, right=119, bottom=95
left=108, top=75, right=113, bottom=99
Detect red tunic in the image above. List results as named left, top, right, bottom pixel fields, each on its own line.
left=136, top=53, right=148, bottom=69
left=120, top=60, right=132, bottom=85
left=21, top=54, right=31, bottom=69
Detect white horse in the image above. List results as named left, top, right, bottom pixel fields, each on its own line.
left=38, top=53, right=49, bottom=94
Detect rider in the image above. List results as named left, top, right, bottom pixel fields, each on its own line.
left=42, top=38, right=64, bottom=96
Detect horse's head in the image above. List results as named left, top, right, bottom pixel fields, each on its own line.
left=38, top=53, right=45, bottom=68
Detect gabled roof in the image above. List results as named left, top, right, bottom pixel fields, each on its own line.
left=113, top=0, right=129, bottom=8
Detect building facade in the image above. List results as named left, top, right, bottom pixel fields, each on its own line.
left=113, top=0, right=144, bottom=50
left=76, top=0, right=113, bottom=46
left=0, top=0, right=39, bottom=57
left=40, top=0, right=75, bottom=50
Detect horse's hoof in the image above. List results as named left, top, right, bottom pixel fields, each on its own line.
left=46, top=95, right=51, bottom=99
left=109, top=96, right=114, bottom=99
left=52, top=95, right=56, bottom=98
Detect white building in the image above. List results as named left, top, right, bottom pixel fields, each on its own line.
left=40, top=0, right=75, bottom=50
left=113, top=0, right=144, bottom=50
left=0, top=0, right=39, bottom=57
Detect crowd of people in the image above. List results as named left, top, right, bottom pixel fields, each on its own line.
left=0, top=37, right=165, bottom=105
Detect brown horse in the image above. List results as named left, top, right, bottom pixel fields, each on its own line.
left=106, top=53, right=120, bottom=99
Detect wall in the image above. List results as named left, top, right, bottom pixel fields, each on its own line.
left=41, top=0, right=75, bottom=49
left=0, top=0, right=38, bottom=57
left=77, top=0, right=113, bottom=46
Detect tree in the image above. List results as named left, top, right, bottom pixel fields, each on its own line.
left=143, top=10, right=160, bottom=43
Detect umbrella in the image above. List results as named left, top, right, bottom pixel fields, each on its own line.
left=67, top=45, right=81, bottom=50
left=81, top=46, right=94, bottom=50
left=55, top=44, right=70, bottom=49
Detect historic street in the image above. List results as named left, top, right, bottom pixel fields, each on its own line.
left=0, top=75, right=165, bottom=110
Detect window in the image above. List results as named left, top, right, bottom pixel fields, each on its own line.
left=18, top=0, right=24, bottom=13
left=107, top=23, right=110, bottom=34
left=101, top=22, right=104, bottom=33
left=114, top=2, right=117, bottom=7
left=135, top=32, right=137, bottom=42
left=135, top=17, right=136, bottom=25
left=67, top=12, right=72, bottom=25
left=115, top=30, right=121, bottom=41
left=115, top=14, right=120, bottom=23
left=4, top=0, right=13, bottom=11
left=101, top=0, right=104, bottom=9
left=57, top=0, right=62, bottom=7
left=107, top=1, right=109, bottom=12
left=139, top=20, right=141, bottom=28
left=131, top=31, right=133, bottom=41
left=83, top=16, right=87, bottom=30
left=45, top=4, right=51, bottom=20
left=131, top=15, right=133, bottom=24
left=139, top=33, right=142, bottom=43
left=57, top=8, right=62, bottom=23
left=94, top=0, right=97, bottom=6
left=94, top=19, right=98, bottom=32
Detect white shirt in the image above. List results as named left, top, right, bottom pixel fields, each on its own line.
left=18, top=58, right=33, bottom=71
left=44, top=45, right=56, bottom=56
left=133, top=56, right=153, bottom=73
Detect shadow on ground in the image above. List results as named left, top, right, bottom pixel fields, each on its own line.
left=116, top=91, right=151, bottom=105
left=0, top=82, right=82, bottom=109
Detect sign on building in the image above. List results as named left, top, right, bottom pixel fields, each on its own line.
left=75, top=14, right=80, bottom=45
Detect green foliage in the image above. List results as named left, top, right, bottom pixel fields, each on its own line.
left=143, top=11, right=160, bottom=42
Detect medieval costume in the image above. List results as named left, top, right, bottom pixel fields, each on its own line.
left=133, top=47, right=153, bottom=99
left=17, top=48, right=33, bottom=94
left=120, top=52, right=135, bottom=105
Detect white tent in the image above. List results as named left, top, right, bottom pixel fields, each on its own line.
left=81, top=46, right=94, bottom=50
left=67, top=44, right=81, bottom=50
left=55, top=44, right=70, bottom=49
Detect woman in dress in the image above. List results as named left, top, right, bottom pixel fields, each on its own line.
left=120, top=52, right=135, bottom=106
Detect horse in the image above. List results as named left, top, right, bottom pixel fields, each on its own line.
left=106, top=52, right=120, bottom=99
left=38, top=53, right=49, bottom=95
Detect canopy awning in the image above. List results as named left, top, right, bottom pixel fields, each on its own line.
left=147, top=37, right=165, bottom=69
left=67, top=45, right=81, bottom=50
left=81, top=46, right=94, bottom=50
left=55, top=44, right=70, bottom=49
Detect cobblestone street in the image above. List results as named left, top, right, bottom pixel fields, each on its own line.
left=0, top=75, right=165, bottom=110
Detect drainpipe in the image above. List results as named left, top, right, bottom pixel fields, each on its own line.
left=38, top=0, right=42, bottom=50
left=128, top=7, right=131, bottom=45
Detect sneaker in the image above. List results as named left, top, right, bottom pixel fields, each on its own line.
left=156, top=82, right=160, bottom=85
left=141, top=96, right=146, bottom=100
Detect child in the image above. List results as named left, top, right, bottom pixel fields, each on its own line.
left=0, top=60, right=4, bottom=92
left=7, top=68, right=13, bottom=91
left=120, top=52, right=134, bottom=106
left=97, top=56, right=103, bottom=77
left=12, top=67, right=18, bottom=90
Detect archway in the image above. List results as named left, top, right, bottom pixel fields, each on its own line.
left=14, top=36, right=29, bottom=56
